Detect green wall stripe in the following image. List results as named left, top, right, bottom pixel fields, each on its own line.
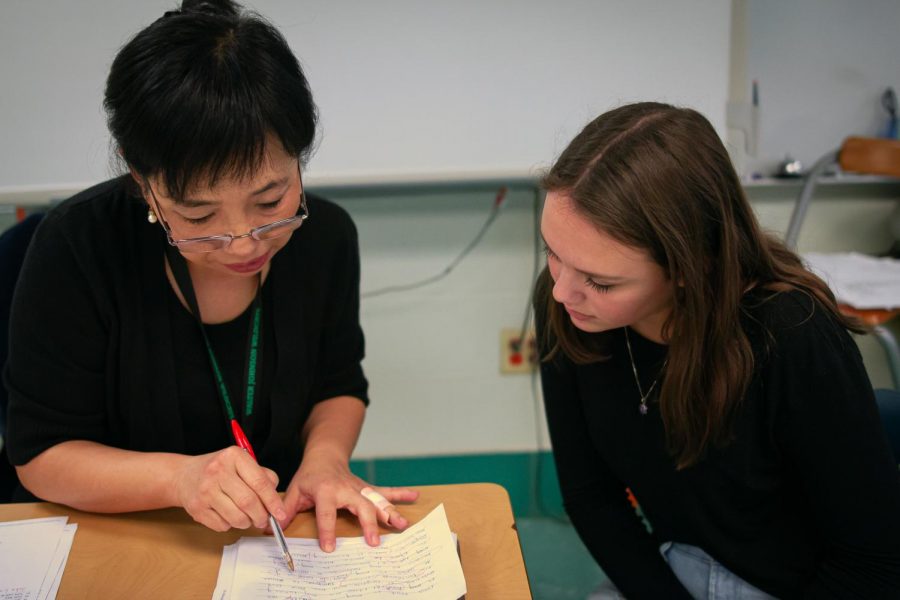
left=350, top=451, right=565, bottom=518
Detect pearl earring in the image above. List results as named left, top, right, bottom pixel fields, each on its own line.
left=147, top=210, right=158, bottom=224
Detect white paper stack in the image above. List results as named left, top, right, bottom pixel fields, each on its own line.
left=213, top=503, right=466, bottom=600
left=804, top=252, right=900, bottom=310
left=0, top=516, right=78, bottom=599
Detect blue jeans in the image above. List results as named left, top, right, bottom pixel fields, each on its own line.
left=587, top=542, right=774, bottom=600
left=659, top=542, right=775, bottom=600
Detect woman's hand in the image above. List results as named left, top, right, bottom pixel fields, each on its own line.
left=282, top=451, right=419, bottom=552
left=173, top=446, right=287, bottom=532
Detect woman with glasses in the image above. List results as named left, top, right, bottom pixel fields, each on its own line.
left=536, top=102, right=900, bottom=598
left=5, top=0, right=416, bottom=552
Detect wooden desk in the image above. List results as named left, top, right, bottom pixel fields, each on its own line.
left=0, top=482, right=531, bottom=599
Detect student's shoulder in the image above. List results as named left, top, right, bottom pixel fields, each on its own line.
left=742, top=287, right=855, bottom=359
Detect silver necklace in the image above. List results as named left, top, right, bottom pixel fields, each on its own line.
left=623, top=327, right=667, bottom=415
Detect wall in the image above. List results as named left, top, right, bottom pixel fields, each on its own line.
left=331, top=185, right=548, bottom=458
left=741, top=0, right=900, bottom=177
left=0, top=0, right=729, bottom=196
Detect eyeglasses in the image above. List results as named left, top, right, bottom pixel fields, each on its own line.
left=144, top=164, right=309, bottom=253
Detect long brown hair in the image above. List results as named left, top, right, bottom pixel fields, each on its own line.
left=537, top=102, right=862, bottom=468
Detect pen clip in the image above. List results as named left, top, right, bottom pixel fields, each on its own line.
left=231, top=419, right=257, bottom=461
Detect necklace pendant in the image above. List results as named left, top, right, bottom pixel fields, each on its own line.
left=639, top=402, right=648, bottom=415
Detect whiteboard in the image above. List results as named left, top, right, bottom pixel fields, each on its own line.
left=0, top=0, right=730, bottom=195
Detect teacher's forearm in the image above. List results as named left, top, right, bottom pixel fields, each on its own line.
left=300, top=395, right=366, bottom=465
left=16, top=440, right=186, bottom=513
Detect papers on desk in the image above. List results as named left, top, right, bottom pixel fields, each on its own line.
left=0, top=516, right=77, bottom=600
left=804, top=252, right=900, bottom=310
left=213, top=503, right=466, bottom=600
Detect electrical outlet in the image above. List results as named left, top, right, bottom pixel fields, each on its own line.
left=500, top=328, right=539, bottom=374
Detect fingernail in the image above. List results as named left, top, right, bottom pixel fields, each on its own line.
left=368, top=533, right=380, bottom=546
left=275, top=509, right=286, bottom=520
left=324, top=541, right=335, bottom=553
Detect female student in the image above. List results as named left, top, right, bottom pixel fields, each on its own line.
left=5, top=0, right=416, bottom=552
left=536, top=102, right=900, bottom=598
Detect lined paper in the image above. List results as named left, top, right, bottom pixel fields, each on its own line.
left=213, top=504, right=466, bottom=600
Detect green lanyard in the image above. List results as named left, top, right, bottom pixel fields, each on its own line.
left=166, top=245, right=263, bottom=428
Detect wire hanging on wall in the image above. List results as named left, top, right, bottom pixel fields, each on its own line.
left=523, top=188, right=567, bottom=521
left=360, top=187, right=508, bottom=299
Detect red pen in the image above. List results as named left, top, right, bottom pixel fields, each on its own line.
left=231, top=419, right=295, bottom=572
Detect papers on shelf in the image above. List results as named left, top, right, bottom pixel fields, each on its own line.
left=213, top=503, right=466, bottom=600
left=0, top=516, right=77, bottom=600
left=804, top=252, right=900, bottom=310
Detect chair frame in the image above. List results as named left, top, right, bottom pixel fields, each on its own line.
left=785, top=137, right=900, bottom=390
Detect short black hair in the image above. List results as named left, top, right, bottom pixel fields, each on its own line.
left=104, top=0, right=317, bottom=199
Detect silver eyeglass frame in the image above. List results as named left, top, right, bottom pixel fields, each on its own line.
left=143, top=163, right=309, bottom=253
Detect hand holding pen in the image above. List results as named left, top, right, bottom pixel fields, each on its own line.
left=170, top=423, right=291, bottom=561
left=231, top=419, right=296, bottom=572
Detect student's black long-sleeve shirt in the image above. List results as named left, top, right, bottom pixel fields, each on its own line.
left=538, top=289, right=900, bottom=599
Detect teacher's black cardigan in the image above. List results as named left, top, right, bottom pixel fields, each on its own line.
left=5, top=176, right=368, bottom=488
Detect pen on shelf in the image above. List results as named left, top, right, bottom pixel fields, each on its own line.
left=749, top=79, right=760, bottom=157
left=230, top=419, right=296, bottom=572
